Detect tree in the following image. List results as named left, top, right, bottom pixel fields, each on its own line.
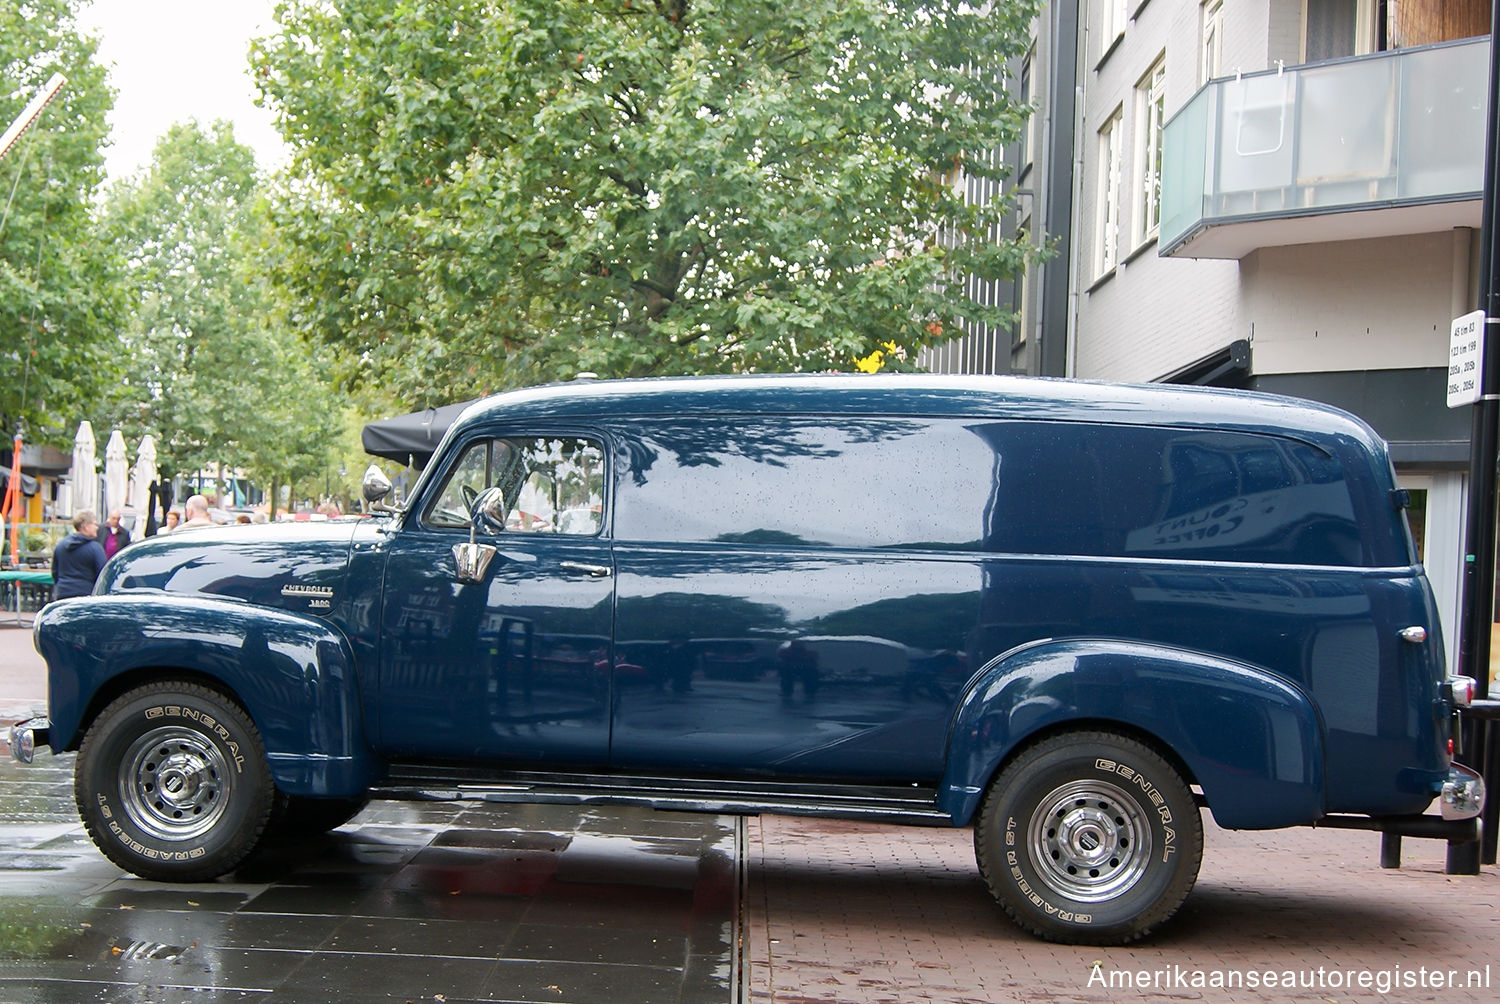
left=0, top=0, right=123, bottom=440
left=255, top=0, right=1039, bottom=405
left=100, top=121, right=345, bottom=497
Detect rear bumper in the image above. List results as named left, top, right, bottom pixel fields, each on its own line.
left=6, top=717, right=50, bottom=765
left=1441, top=762, right=1485, bottom=821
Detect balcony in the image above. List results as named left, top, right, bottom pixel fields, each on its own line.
left=1160, top=37, right=1487, bottom=260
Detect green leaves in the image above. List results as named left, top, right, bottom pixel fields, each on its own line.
left=99, top=122, right=346, bottom=491
left=0, top=0, right=121, bottom=439
left=257, top=0, right=1042, bottom=401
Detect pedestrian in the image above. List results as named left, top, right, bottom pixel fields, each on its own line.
left=51, top=509, right=107, bottom=601
left=163, top=510, right=181, bottom=532
left=99, top=509, right=132, bottom=559
left=177, top=494, right=214, bottom=530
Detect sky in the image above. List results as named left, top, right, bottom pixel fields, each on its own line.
left=75, top=0, right=288, bottom=181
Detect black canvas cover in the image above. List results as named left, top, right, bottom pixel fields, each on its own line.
left=361, top=401, right=474, bottom=468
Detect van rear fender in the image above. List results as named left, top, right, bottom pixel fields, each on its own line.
left=938, top=639, right=1324, bottom=829
left=36, top=593, right=378, bottom=797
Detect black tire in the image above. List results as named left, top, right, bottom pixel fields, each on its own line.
left=264, top=793, right=371, bottom=843
left=75, top=682, right=274, bottom=882
left=974, top=731, right=1203, bottom=945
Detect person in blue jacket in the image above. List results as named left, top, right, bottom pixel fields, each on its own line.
left=51, top=509, right=107, bottom=600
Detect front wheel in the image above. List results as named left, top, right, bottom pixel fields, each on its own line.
left=75, top=682, right=274, bottom=881
left=974, top=731, right=1203, bottom=945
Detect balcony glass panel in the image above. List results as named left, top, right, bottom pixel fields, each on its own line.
left=1161, top=38, right=1486, bottom=257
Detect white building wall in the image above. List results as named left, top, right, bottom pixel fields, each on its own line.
left=1074, top=255, right=1242, bottom=380
left=1071, top=1, right=1472, bottom=383
left=1073, top=0, right=1248, bottom=380
left=1242, top=231, right=1460, bottom=376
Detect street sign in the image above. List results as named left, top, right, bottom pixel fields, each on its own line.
left=1448, top=309, right=1486, bottom=409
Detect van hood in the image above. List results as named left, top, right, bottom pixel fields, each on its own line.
left=99, top=520, right=362, bottom=615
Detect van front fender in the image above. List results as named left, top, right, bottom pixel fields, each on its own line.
left=938, top=639, right=1324, bottom=830
left=35, top=593, right=377, bottom=797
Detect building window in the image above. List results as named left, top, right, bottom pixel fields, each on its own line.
left=1303, top=0, right=1376, bottom=62
left=1019, top=46, right=1035, bottom=174
left=1134, top=56, right=1166, bottom=247
left=1102, top=0, right=1126, bottom=46
left=1201, top=0, right=1224, bottom=83
left=1015, top=215, right=1032, bottom=350
left=1096, top=107, right=1123, bottom=276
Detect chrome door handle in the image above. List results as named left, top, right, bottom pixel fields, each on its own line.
left=1399, top=626, right=1428, bottom=644
left=559, top=561, right=611, bottom=579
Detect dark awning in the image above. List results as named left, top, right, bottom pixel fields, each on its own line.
left=1157, top=339, right=1251, bottom=388
left=0, top=468, right=40, bottom=496
left=361, top=400, right=476, bottom=468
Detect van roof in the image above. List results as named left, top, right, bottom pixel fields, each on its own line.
left=454, top=373, right=1384, bottom=449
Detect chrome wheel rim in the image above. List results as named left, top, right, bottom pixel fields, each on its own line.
left=1028, top=779, right=1152, bottom=903
left=118, top=726, right=231, bottom=841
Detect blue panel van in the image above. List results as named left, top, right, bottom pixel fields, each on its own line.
left=10, top=374, right=1484, bottom=944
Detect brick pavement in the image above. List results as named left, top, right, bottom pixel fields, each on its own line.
left=0, top=622, right=45, bottom=722
left=745, top=814, right=1499, bottom=1003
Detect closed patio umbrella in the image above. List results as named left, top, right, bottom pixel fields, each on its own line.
left=71, top=421, right=97, bottom=516
left=105, top=429, right=128, bottom=517
left=132, top=435, right=158, bottom=515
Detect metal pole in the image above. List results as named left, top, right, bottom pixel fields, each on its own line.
left=1464, top=0, right=1500, bottom=706
left=0, top=73, right=66, bottom=163
left=1452, top=0, right=1500, bottom=875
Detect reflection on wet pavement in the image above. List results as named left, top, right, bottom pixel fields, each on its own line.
left=0, top=753, right=739, bottom=1003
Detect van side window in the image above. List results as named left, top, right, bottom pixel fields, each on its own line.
left=616, top=418, right=1364, bottom=566
left=982, top=423, right=1362, bottom=565
left=613, top=418, right=994, bottom=550
left=425, top=436, right=605, bottom=535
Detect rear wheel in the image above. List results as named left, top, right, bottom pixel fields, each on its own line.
left=974, top=731, right=1203, bottom=944
left=75, top=682, right=274, bottom=881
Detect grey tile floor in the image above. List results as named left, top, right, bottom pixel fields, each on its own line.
left=0, top=752, right=739, bottom=1003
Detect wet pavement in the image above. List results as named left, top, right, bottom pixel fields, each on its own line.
left=0, top=747, right=741, bottom=1004
left=10, top=622, right=1500, bottom=1002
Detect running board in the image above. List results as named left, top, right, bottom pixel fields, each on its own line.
left=373, top=765, right=954, bottom=826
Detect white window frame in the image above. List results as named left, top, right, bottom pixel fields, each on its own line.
left=1096, top=107, right=1123, bottom=277
left=1201, top=0, right=1225, bottom=84
left=1133, top=56, right=1167, bottom=247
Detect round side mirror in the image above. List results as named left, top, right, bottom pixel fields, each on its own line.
left=362, top=465, right=394, bottom=505
left=470, top=486, right=508, bottom=536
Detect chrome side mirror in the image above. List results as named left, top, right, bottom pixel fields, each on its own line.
left=362, top=465, right=395, bottom=511
left=470, top=486, right=508, bottom=536
left=453, top=486, right=507, bottom=584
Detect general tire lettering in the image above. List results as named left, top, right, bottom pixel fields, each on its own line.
left=75, top=682, right=273, bottom=883
left=974, top=731, right=1203, bottom=945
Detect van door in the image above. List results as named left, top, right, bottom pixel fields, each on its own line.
left=377, top=432, right=614, bottom=767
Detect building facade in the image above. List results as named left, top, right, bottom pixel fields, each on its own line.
left=926, top=0, right=1492, bottom=671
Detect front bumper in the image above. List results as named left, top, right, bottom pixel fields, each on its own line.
left=1441, top=762, right=1485, bottom=821
left=6, top=717, right=50, bottom=765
